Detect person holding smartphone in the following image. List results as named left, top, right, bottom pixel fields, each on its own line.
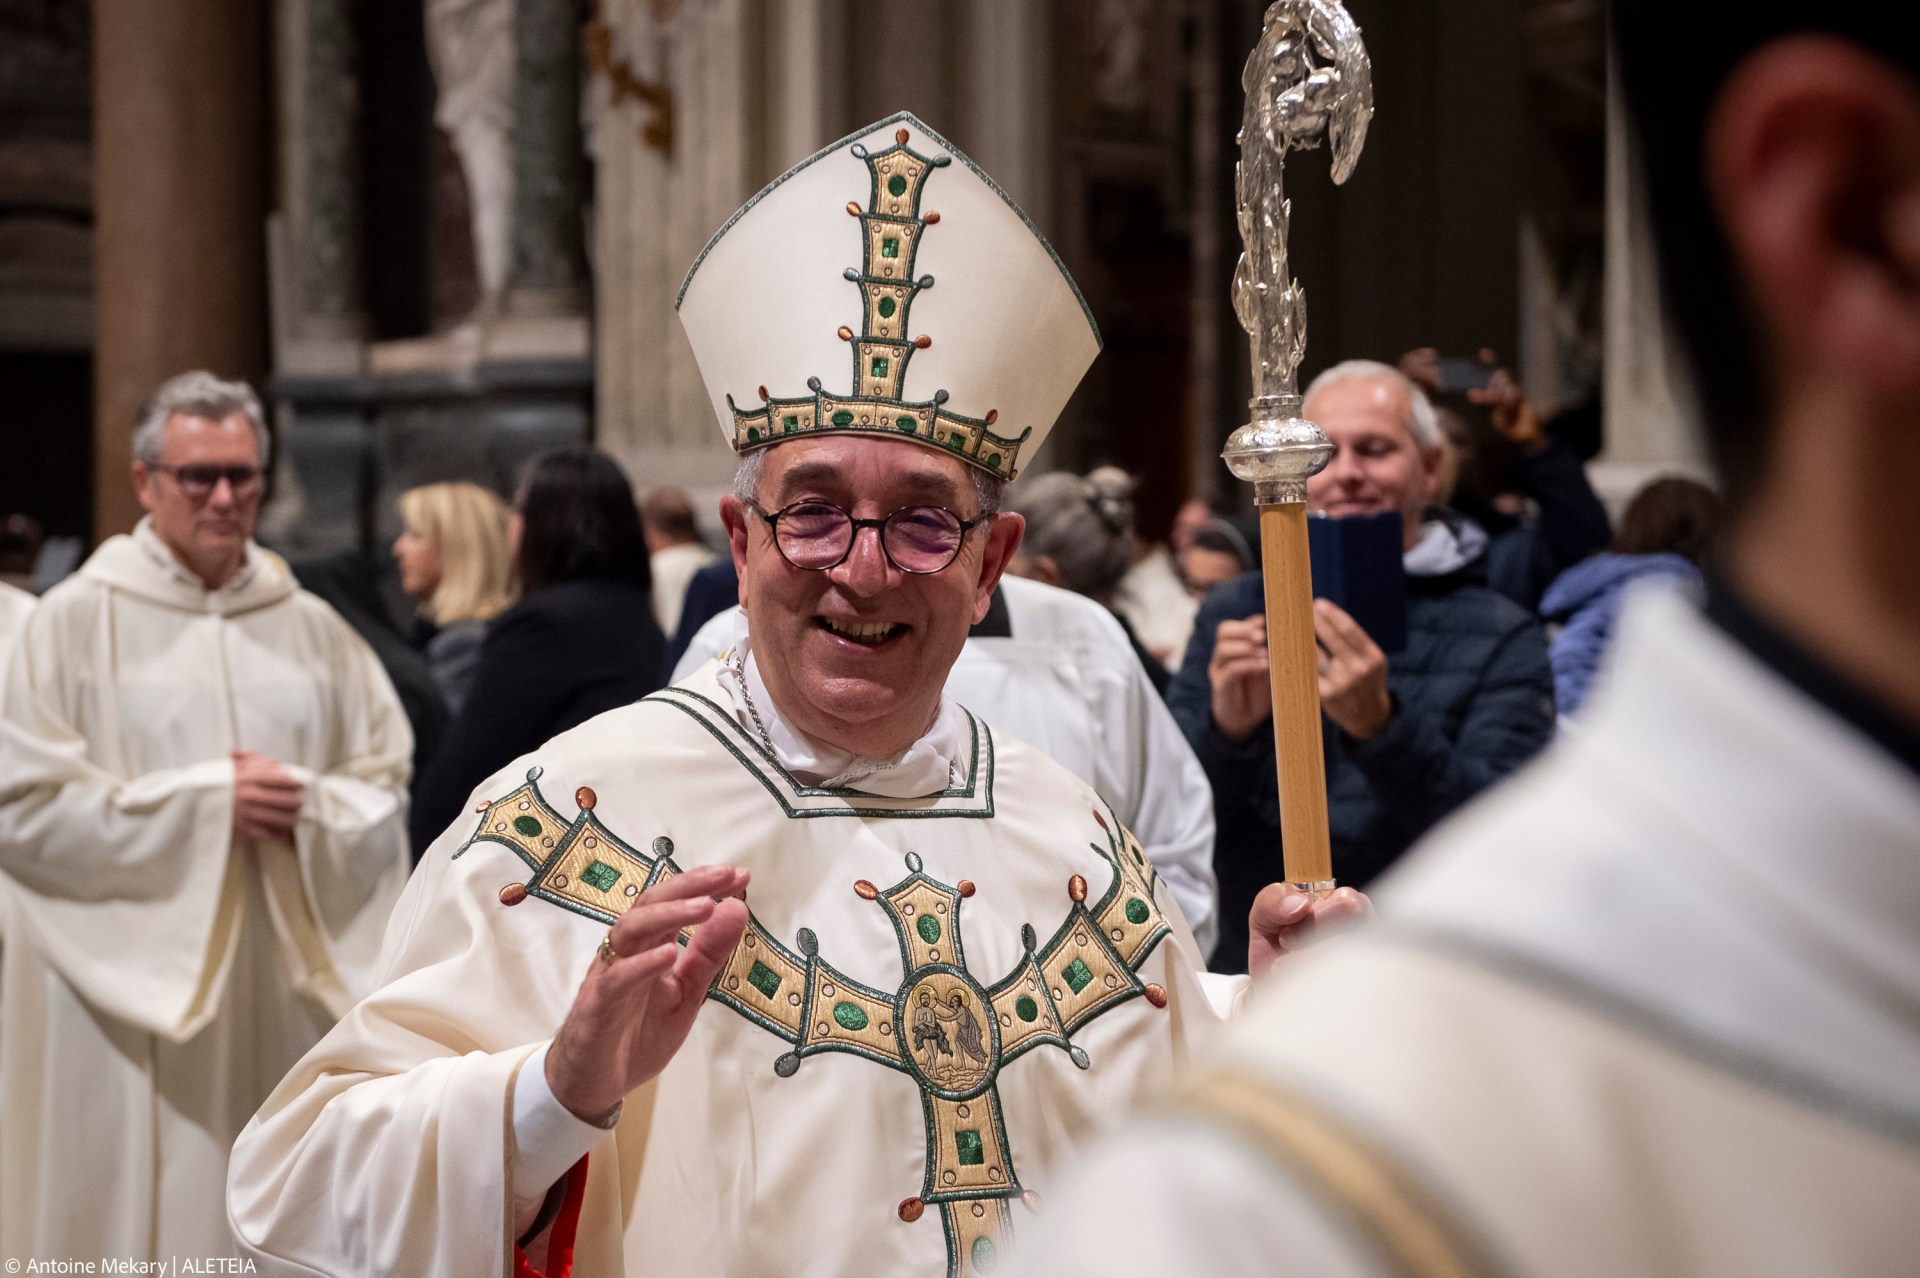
left=1168, top=360, right=1556, bottom=971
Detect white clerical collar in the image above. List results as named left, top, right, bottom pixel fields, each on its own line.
left=133, top=516, right=261, bottom=594
left=716, top=610, right=970, bottom=797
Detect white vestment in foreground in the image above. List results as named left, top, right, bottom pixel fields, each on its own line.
left=0, top=529, right=412, bottom=1261
left=231, top=658, right=1238, bottom=1277
left=1014, top=589, right=1920, bottom=1278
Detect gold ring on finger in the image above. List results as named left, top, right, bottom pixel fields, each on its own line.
left=597, top=930, right=619, bottom=965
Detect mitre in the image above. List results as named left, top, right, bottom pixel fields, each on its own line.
left=677, top=112, right=1101, bottom=481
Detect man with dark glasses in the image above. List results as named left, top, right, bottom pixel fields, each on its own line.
left=0, top=370, right=412, bottom=1265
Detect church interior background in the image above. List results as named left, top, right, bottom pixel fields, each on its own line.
left=0, top=0, right=1695, bottom=588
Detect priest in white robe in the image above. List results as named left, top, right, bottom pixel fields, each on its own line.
left=0, top=372, right=412, bottom=1262
left=1011, top=13, right=1920, bottom=1277
left=227, top=114, right=1361, bottom=1278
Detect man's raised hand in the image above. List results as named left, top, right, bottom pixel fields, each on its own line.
left=546, top=863, right=751, bottom=1123
left=1209, top=616, right=1274, bottom=742
left=1313, top=600, right=1392, bottom=740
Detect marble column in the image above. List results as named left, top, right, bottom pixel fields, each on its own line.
left=591, top=0, right=790, bottom=499
left=302, top=0, right=364, bottom=332
left=94, top=0, right=270, bottom=541
left=965, top=0, right=1052, bottom=231
left=272, top=0, right=367, bottom=376
left=1596, top=57, right=1710, bottom=509
left=505, top=0, right=591, bottom=318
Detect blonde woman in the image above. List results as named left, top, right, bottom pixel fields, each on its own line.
left=392, top=482, right=512, bottom=717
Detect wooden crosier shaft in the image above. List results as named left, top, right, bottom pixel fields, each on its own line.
left=1256, top=501, right=1333, bottom=888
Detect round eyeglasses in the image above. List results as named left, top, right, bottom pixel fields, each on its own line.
left=749, top=500, right=986, bottom=574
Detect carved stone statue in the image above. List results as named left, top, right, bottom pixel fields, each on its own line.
left=425, top=0, right=515, bottom=316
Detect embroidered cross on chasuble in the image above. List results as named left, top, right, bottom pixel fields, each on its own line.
left=459, top=727, right=1175, bottom=1278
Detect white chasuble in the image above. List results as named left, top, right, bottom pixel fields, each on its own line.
left=0, top=531, right=412, bottom=1260
left=230, top=663, right=1234, bottom=1278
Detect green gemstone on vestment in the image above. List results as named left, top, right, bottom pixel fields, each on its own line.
left=882, top=237, right=899, bottom=258
left=972, top=1237, right=997, bottom=1274
left=916, top=913, right=942, bottom=945
left=580, top=860, right=621, bottom=892
left=897, top=417, right=918, bottom=433
left=1063, top=957, right=1093, bottom=994
left=985, top=452, right=1000, bottom=468
left=954, top=1129, right=984, bottom=1165
left=513, top=815, right=541, bottom=838
left=1125, top=898, right=1150, bottom=925
left=877, top=296, right=896, bottom=318
left=747, top=960, right=781, bottom=999
left=833, top=1001, right=869, bottom=1031
left=871, top=356, right=889, bottom=378
left=1014, top=996, right=1038, bottom=1022
left=832, top=410, right=854, bottom=426
left=783, top=414, right=799, bottom=432
left=888, top=174, right=908, bottom=196
left=746, top=426, right=760, bottom=443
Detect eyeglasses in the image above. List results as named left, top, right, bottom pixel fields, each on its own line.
left=749, top=500, right=986, bottom=574
left=151, top=464, right=263, bottom=500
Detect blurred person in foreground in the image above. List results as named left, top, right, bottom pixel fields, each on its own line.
left=1172, top=359, right=1555, bottom=971
left=640, top=485, right=718, bottom=638
left=407, top=447, right=663, bottom=855
left=1407, top=353, right=1613, bottom=612
left=0, top=372, right=411, bottom=1261
left=1542, top=475, right=1723, bottom=718
left=394, top=480, right=515, bottom=717
left=227, top=114, right=1360, bottom=1277
left=1015, top=8, right=1920, bottom=1275
left=1011, top=466, right=1172, bottom=693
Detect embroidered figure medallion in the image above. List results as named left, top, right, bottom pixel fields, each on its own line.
left=459, top=768, right=1174, bottom=1278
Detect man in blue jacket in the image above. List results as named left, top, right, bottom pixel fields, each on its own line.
left=1170, top=359, right=1554, bottom=971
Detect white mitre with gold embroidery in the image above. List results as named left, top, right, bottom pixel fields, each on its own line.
left=677, top=112, right=1100, bottom=482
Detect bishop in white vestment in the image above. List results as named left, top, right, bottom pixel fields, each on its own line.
left=227, top=113, right=1361, bottom=1278
left=0, top=392, right=412, bottom=1261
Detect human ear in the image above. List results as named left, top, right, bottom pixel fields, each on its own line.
left=131, top=461, right=158, bottom=514
left=1416, top=445, right=1444, bottom=502
left=1709, top=36, right=1920, bottom=395
left=971, top=512, right=1025, bottom=624
left=719, top=495, right=752, bottom=608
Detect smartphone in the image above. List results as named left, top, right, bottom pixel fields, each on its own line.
left=1434, top=357, right=1493, bottom=393
left=1307, top=511, right=1408, bottom=654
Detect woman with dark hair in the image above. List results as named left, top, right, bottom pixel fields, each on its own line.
left=408, top=448, right=665, bottom=855
left=1540, top=475, right=1723, bottom=718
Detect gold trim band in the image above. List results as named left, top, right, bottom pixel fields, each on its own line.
left=1170, top=1068, right=1506, bottom=1278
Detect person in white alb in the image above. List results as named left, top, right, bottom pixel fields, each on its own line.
left=0, top=583, right=31, bottom=672
left=226, top=112, right=1363, bottom=1278
left=1010, top=8, right=1920, bottom=1277
left=675, top=573, right=1221, bottom=956
left=0, top=372, right=413, bottom=1263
